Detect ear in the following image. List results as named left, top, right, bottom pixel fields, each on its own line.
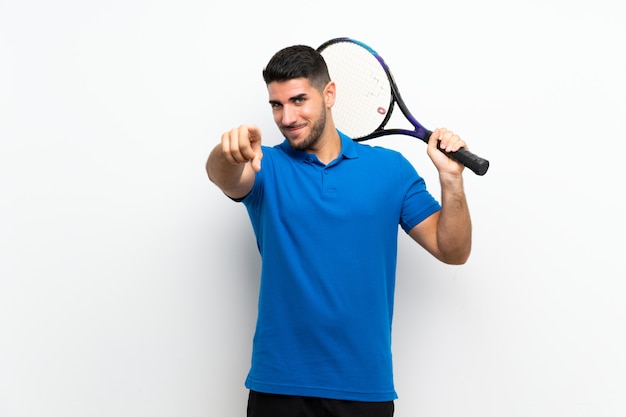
left=323, top=81, right=336, bottom=108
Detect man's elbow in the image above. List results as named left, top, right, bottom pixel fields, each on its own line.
left=440, top=245, right=471, bottom=265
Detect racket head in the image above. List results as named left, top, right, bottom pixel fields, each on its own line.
left=317, top=38, right=394, bottom=141
left=318, top=37, right=490, bottom=176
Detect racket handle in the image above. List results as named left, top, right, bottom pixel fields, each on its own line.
left=426, top=131, right=490, bottom=176
left=438, top=143, right=490, bottom=176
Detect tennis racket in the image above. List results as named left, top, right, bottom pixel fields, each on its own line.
left=317, top=37, right=490, bottom=176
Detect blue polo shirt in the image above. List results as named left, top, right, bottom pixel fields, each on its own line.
left=241, top=131, right=441, bottom=401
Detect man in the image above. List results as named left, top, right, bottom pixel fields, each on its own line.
left=206, top=44, right=472, bottom=417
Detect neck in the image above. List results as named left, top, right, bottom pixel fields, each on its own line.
left=309, top=124, right=341, bottom=165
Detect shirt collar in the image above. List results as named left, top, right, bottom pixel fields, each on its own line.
left=338, top=130, right=359, bottom=159
left=278, top=129, right=360, bottom=162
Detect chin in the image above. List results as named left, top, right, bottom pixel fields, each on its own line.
left=285, top=133, right=306, bottom=148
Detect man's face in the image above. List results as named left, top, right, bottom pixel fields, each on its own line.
left=267, top=78, right=328, bottom=152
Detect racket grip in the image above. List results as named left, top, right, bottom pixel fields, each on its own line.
left=437, top=143, right=490, bottom=176
left=423, top=130, right=489, bottom=175
left=434, top=141, right=489, bottom=176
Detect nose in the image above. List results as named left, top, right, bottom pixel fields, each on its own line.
left=281, top=104, right=297, bottom=126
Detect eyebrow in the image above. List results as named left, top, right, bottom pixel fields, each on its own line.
left=269, top=93, right=308, bottom=106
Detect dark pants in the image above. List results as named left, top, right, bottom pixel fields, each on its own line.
left=247, top=390, right=395, bottom=417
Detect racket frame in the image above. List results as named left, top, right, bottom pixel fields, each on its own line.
left=317, top=37, right=490, bottom=176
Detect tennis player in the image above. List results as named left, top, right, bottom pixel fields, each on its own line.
left=206, top=44, right=472, bottom=417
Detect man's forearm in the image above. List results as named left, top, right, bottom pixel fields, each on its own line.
left=206, top=145, right=247, bottom=194
left=437, top=174, right=472, bottom=264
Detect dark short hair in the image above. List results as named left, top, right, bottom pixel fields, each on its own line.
left=262, top=45, right=331, bottom=92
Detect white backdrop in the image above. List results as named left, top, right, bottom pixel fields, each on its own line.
left=1, top=0, right=625, bottom=416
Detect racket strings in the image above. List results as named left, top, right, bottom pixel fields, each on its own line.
left=320, top=42, right=392, bottom=139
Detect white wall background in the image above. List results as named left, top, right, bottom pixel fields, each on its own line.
left=1, top=0, right=624, bottom=416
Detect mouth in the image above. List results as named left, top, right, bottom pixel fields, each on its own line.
left=282, top=124, right=306, bottom=139
left=283, top=123, right=306, bottom=132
